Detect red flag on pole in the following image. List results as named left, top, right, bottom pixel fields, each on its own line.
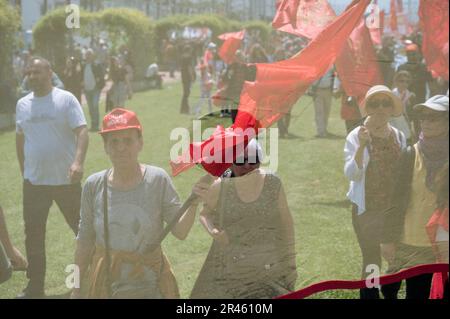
left=272, top=0, right=336, bottom=39
left=171, top=0, right=371, bottom=177
left=390, top=0, right=398, bottom=32
left=419, top=0, right=449, bottom=80
left=218, top=30, right=245, bottom=64
left=336, top=20, right=384, bottom=107
left=235, top=0, right=370, bottom=130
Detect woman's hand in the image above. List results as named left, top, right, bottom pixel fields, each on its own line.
left=211, top=228, right=229, bottom=246
left=192, top=175, right=215, bottom=205
left=357, top=125, right=371, bottom=147
left=8, top=246, right=28, bottom=271
left=381, top=243, right=396, bottom=264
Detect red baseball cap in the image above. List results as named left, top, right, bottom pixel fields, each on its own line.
left=99, top=108, right=142, bottom=135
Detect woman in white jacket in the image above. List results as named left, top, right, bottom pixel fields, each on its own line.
left=344, top=85, right=407, bottom=299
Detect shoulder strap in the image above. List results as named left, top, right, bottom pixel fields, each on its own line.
left=102, top=169, right=112, bottom=299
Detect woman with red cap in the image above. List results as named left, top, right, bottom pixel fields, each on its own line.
left=72, top=108, right=201, bottom=299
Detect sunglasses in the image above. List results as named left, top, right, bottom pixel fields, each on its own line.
left=234, top=156, right=260, bottom=166
left=367, top=99, right=393, bottom=109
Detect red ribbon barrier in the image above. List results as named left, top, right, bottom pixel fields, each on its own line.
left=277, top=263, right=449, bottom=299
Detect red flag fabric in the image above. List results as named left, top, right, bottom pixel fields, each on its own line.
left=273, top=0, right=301, bottom=28
left=272, top=0, right=336, bottom=39
left=218, top=30, right=245, bottom=65
left=336, top=20, right=384, bottom=107
left=171, top=0, right=371, bottom=177
left=419, top=0, right=449, bottom=81
left=235, top=0, right=371, bottom=131
left=390, top=0, right=398, bottom=31
left=368, top=4, right=382, bottom=45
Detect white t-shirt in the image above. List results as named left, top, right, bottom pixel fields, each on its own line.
left=16, top=88, right=87, bottom=186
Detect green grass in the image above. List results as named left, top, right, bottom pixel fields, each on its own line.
left=1, top=81, right=370, bottom=299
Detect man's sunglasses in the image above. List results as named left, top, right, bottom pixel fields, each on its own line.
left=234, top=156, right=260, bottom=166
left=366, top=99, right=393, bottom=109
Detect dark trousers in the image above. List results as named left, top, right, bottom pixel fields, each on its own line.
left=23, top=180, right=81, bottom=294
left=381, top=274, right=433, bottom=299
left=180, top=76, right=191, bottom=114
left=352, top=205, right=384, bottom=299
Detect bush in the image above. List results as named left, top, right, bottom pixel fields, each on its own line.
left=33, top=8, right=95, bottom=74
left=33, top=7, right=155, bottom=80
left=243, top=20, right=272, bottom=43
left=99, top=8, right=155, bottom=80
left=0, top=0, right=20, bottom=85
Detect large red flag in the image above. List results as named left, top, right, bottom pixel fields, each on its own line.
left=390, top=0, right=398, bottom=32
left=336, top=20, right=384, bottom=107
left=272, top=0, right=336, bottom=39
left=218, top=30, right=245, bottom=64
left=171, top=0, right=371, bottom=177
left=419, top=0, right=449, bottom=81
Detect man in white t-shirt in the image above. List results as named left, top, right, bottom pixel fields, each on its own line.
left=15, top=57, right=89, bottom=298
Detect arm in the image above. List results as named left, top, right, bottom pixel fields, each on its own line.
left=170, top=203, right=199, bottom=240
left=71, top=240, right=94, bottom=298
left=171, top=175, right=216, bottom=240
left=71, top=181, right=96, bottom=298
left=344, top=128, right=368, bottom=181
left=198, top=180, right=229, bottom=245
left=0, top=206, right=27, bottom=270
left=69, top=125, right=89, bottom=184
left=16, top=132, right=25, bottom=177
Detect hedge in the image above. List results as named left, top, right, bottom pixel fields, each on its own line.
left=0, top=0, right=20, bottom=85
left=33, top=7, right=155, bottom=80
left=99, top=8, right=155, bottom=80
left=33, top=8, right=96, bottom=74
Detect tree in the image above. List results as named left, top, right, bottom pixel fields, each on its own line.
left=0, top=0, right=20, bottom=85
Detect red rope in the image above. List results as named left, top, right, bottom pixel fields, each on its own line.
left=277, top=263, right=449, bottom=299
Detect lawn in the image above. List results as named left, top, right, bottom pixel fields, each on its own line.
left=0, top=79, right=366, bottom=299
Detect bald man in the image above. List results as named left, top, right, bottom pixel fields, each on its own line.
left=15, top=57, right=89, bottom=298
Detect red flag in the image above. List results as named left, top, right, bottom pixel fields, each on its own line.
left=390, top=0, right=398, bottom=31
left=171, top=0, right=371, bottom=177
left=218, top=30, right=245, bottom=64
left=235, top=0, right=370, bottom=131
left=273, top=0, right=301, bottom=28
left=336, top=20, right=384, bottom=107
left=272, top=0, right=336, bottom=39
left=368, top=4, right=382, bottom=45
left=419, top=0, right=449, bottom=81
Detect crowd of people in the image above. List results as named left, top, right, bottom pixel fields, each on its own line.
left=0, top=24, right=448, bottom=300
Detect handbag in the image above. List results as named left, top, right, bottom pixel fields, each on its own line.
left=0, top=241, right=12, bottom=285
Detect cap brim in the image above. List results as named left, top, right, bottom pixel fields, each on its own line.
left=99, top=126, right=142, bottom=135
left=414, top=103, right=449, bottom=113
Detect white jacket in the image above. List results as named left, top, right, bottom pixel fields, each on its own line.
left=344, top=125, right=407, bottom=215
